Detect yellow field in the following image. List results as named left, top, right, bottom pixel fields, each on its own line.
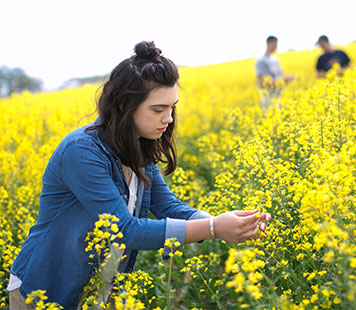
left=1, top=43, right=356, bottom=309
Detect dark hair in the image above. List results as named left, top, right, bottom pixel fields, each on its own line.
left=267, top=36, right=278, bottom=43
left=87, top=41, right=179, bottom=188
left=317, top=35, right=329, bottom=44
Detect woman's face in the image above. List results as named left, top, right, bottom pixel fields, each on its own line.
left=132, top=84, right=178, bottom=140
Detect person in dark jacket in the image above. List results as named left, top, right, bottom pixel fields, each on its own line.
left=316, top=35, right=351, bottom=78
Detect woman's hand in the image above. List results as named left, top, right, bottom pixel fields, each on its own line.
left=214, top=210, right=271, bottom=244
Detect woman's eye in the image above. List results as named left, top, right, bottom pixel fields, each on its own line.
left=153, top=109, right=164, bottom=113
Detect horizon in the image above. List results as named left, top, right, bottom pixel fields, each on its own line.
left=3, top=41, right=356, bottom=93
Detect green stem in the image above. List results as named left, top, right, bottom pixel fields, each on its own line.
left=197, top=269, right=223, bottom=310
left=96, top=255, right=107, bottom=306
left=107, top=235, right=118, bottom=277
left=255, top=152, right=292, bottom=229
left=166, top=256, right=173, bottom=310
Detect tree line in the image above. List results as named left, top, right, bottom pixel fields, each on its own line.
left=0, top=66, right=109, bottom=97
left=0, top=66, right=43, bottom=97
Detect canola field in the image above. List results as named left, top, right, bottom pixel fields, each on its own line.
left=1, top=43, right=356, bottom=309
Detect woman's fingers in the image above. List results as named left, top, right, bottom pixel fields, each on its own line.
left=232, top=210, right=272, bottom=223
left=238, top=227, right=261, bottom=242
left=238, top=212, right=260, bottom=227
left=258, top=222, right=267, bottom=235
left=215, top=210, right=272, bottom=244
left=234, top=212, right=269, bottom=234
left=259, top=212, right=272, bottom=222
left=232, top=209, right=258, bottom=217
left=241, top=212, right=271, bottom=233
left=238, top=216, right=270, bottom=242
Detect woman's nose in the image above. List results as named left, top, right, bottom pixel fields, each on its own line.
left=163, top=110, right=173, bottom=124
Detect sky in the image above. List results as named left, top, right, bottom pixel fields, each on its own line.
left=1, top=0, right=355, bottom=91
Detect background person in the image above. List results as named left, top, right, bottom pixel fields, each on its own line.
left=7, top=41, right=271, bottom=309
left=316, top=35, right=351, bottom=78
left=256, top=36, right=294, bottom=109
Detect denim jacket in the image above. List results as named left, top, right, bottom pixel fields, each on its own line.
left=10, top=120, right=210, bottom=309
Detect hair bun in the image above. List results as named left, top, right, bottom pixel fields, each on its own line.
left=134, top=41, right=162, bottom=61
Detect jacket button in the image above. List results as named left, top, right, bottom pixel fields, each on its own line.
left=124, top=194, right=128, bottom=199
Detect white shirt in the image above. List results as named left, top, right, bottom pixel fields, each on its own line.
left=256, top=54, right=283, bottom=86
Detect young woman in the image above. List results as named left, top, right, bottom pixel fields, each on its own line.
left=7, top=41, right=271, bottom=309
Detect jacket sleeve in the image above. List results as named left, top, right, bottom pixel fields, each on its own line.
left=60, top=142, right=166, bottom=250
left=149, top=163, right=206, bottom=220
left=164, top=211, right=212, bottom=249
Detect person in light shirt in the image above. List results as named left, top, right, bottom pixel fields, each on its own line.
left=256, top=36, right=294, bottom=108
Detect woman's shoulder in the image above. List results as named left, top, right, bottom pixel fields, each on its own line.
left=61, top=125, right=98, bottom=148
left=50, top=124, right=109, bottom=161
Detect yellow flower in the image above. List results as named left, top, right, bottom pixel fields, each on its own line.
left=281, top=260, right=288, bottom=266
left=321, top=289, right=330, bottom=298
left=350, top=258, right=356, bottom=268
left=111, top=223, right=119, bottom=233
left=302, top=299, right=310, bottom=305
left=118, top=244, right=126, bottom=250
left=333, top=297, right=341, bottom=304
left=25, top=296, right=34, bottom=304
left=310, top=294, right=318, bottom=303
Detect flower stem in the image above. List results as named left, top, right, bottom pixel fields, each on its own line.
left=197, top=269, right=223, bottom=310
left=166, top=256, right=173, bottom=310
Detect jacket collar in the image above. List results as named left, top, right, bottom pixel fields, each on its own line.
left=89, top=116, right=118, bottom=157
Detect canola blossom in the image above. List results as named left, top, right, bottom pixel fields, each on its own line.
left=1, top=43, right=356, bottom=309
